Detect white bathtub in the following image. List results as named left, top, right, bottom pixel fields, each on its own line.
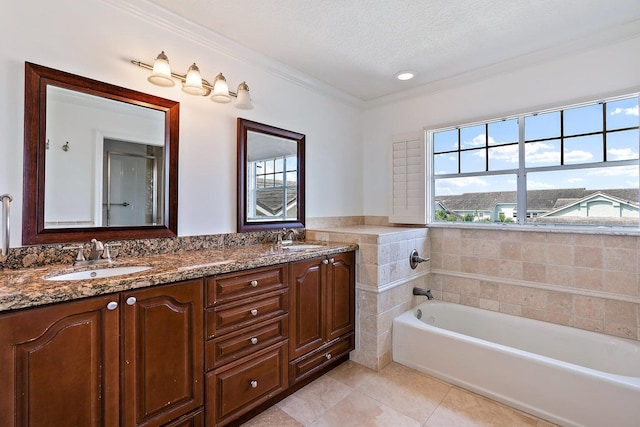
left=392, top=300, right=640, bottom=427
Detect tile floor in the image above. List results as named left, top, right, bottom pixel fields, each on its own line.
left=241, top=361, right=557, bottom=427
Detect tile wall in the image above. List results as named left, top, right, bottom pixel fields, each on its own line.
left=429, top=227, right=640, bottom=341
left=307, top=223, right=430, bottom=370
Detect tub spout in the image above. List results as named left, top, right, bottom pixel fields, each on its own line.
left=413, top=287, right=433, bottom=300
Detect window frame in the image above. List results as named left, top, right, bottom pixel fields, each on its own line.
left=426, top=93, right=640, bottom=230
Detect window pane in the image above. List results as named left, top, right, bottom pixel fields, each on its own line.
left=434, top=129, right=458, bottom=153
left=434, top=175, right=517, bottom=223
left=526, top=167, right=638, bottom=226
left=564, top=103, right=603, bottom=135
left=607, top=97, right=639, bottom=130
left=286, top=156, right=297, bottom=171
left=607, top=129, right=639, bottom=161
left=434, top=153, right=458, bottom=175
left=564, top=135, right=603, bottom=165
left=488, top=144, right=518, bottom=171
left=460, top=125, right=485, bottom=149
left=525, top=140, right=560, bottom=167
left=274, top=172, right=283, bottom=185
left=275, top=158, right=284, bottom=172
left=525, top=111, right=560, bottom=140
left=460, top=148, right=485, bottom=173
left=488, top=119, right=518, bottom=145
left=286, top=171, right=297, bottom=184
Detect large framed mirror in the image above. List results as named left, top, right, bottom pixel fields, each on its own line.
left=237, top=118, right=305, bottom=232
left=23, top=62, right=179, bottom=245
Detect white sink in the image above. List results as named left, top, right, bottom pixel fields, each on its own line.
left=281, top=244, right=326, bottom=251
left=44, top=266, right=152, bottom=281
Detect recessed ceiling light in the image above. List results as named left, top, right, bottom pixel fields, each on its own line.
left=395, top=71, right=415, bottom=81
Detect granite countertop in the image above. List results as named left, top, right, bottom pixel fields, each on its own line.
left=0, top=241, right=357, bottom=313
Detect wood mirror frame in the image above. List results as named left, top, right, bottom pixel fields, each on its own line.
left=237, top=118, right=305, bottom=232
left=22, top=62, right=179, bottom=245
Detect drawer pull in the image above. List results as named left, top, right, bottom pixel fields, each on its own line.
left=322, top=259, right=329, bottom=265
left=250, top=337, right=258, bottom=345
left=250, top=309, right=258, bottom=316
left=325, top=353, right=332, bottom=360
left=126, top=296, right=136, bottom=306
left=106, top=301, right=118, bottom=310
left=329, top=258, right=335, bottom=263
left=250, top=380, right=258, bottom=388
left=250, top=280, right=258, bottom=287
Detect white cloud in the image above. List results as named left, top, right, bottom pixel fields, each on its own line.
left=527, top=180, right=557, bottom=190
left=587, top=165, right=638, bottom=177
left=462, top=134, right=492, bottom=148
left=610, top=106, right=639, bottom=116
left=564, top=150, right=593, bottom=163
left=607, top=148, right=638, bottom=161
left=567, top=177, right=584, bottom=183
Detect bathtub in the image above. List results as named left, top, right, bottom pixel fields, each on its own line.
left=392, top=300, right=640, bottom=427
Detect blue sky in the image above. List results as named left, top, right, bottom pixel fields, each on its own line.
left=434, top=96, right=639, bottom=195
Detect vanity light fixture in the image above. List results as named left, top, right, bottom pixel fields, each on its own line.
left=132, top=51, right=253, bottom=109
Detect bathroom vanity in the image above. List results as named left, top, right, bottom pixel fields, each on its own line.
left=0, top=243, right=356, bottom=426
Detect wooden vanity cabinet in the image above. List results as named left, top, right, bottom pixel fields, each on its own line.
left=289, top=251, right=355, bottom=384
left=205, top=265, right=289, bottom=426
left=0, top=279, right=203, bottom=427
left=122, top=279, right=204, bottom=427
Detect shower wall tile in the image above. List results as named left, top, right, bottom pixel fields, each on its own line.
left=431, top=227, right=640, bottom=341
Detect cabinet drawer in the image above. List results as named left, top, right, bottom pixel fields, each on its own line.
left=207, top=342, right=288, bottom=426
left=206, top=290, right=288, bottom=338
left=206, top=315, right=288, bottom=370
left=207, top=265, right=287, bottom=306
left=289, top=333, right=354, bottom=384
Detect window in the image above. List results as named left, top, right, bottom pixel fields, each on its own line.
left=247, top=155, right=297, bottom=221
left=429, top=94, right=640, bottom=227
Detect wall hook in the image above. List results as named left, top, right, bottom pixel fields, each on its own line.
left=62, top=141, right=70, bottom=151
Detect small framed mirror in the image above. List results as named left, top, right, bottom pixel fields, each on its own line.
left=23, top=62, right=179, bottom=244
left=237, top=118, right=305, bottom=232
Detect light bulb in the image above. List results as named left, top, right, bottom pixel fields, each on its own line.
left=148, top=51, right=174, bottom=87
left=211, top=73, right=231, bottom=103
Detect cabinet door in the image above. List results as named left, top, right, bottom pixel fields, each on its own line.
left=122, top=279, right=204, bottom=427
left=0, top=295, right=120, bottom=427
left=289, top=257, right=325, bottom=359
left=326, top=252, right=355, bottom=341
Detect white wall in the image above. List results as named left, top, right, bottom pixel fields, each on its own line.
left=362, top=35, right=640, bottom=216
left=0, top=0, right=363, bottom=247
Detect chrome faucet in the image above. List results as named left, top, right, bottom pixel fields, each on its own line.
left=64, top=239, right=118, bottom=266
left=89, top=239, right=104, bottom=260
left=275, top=228, right=299, bottom=244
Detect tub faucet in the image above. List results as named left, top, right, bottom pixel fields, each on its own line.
left=413, top=287, right=434, bottom=300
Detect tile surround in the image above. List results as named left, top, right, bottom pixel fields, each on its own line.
left=430, top=227, right=640, bottom=341
left=307, top=221, right=430, bottom=371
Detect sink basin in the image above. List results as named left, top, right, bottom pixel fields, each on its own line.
left=281, top=244, right=326, bottom=251
left=44, top=266, right=152, bottom=281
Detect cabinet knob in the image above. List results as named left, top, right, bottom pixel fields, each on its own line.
left=329, top=258, right=335, bottom=263
left=126, top=296, right=137, bottom=306
left=250, top=337, right=258, bottom=345
left=250, top=280, right=258, bottom=287
left=250, top=380, right=258, bottom=388
left=250, top=309, right=258, bottom=316
left=322, top=259, right=329, bottom=265
left=106, top=301, right=118, bottom=310
left=325, top=353, right=332, bottom=360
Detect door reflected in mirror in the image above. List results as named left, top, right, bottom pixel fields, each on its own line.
left=44, top=86, right=166, bottom=229
left=237, top=119, right=305, bottom=232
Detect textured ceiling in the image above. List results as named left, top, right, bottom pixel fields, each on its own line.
left=146, top=0, right=640, bottom=102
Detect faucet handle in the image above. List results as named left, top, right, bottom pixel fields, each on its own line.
left=103, top=243, right=121, bottom=262
left=63, top=245, right=85, bottom=262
